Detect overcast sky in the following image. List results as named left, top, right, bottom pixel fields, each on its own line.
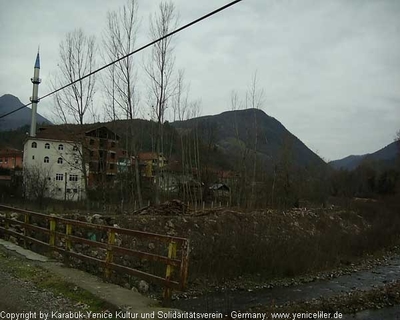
left=0, top=0, right=399, bottom=161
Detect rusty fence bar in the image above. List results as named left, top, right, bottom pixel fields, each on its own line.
left=0, top=204, right=190, bottom=299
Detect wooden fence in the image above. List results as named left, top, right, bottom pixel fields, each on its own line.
left=0, top=204, right=189, bottom=303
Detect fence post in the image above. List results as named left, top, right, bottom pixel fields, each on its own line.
left=105, top=229, right=115, bottom=279
left=49, top=217, right=56, bottom=246
left=24, top=213, right=30, bottom=248
left=5, top=212, right=10, bottom=240
left=179, top=240, right=190, bottom=290
left=163, top=241, right=177, bottom=305
left=65, top=224, right=72, bottom=250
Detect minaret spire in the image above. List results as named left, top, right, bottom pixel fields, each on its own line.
left=30, top=50, right=41, bottom=137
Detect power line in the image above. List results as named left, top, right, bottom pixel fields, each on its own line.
left=0, top=101, right=32, bottom=120
left=0, top=0, right=244, bottom=120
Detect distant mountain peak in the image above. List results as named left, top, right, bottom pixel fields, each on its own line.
left=0, top=93, right=51, bottom=131
left=0, top=94, right=23, bottom=106
left=172, top=108, right=326, bottom=170
left=220, top=108, right=270, bottom=117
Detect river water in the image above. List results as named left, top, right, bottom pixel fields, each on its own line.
left=173, top=257, right=400, bottom=317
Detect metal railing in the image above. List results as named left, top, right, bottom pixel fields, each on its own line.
left=0, top=204, right=189, bottom=302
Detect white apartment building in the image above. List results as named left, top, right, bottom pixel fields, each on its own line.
left=23, top=137, right=86, bottom=201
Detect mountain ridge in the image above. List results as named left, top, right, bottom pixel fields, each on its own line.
left=0, top=102, right=327, bottom=172
left=0, top=94, right=51, bottom=131
left=172, top=108, right=326, bottom=170
left=329, top=141, right=399, bottom=170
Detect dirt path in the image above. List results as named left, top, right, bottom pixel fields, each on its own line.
left=0, top=250, right=112, bottom=319
left=0, top=268, right=85, bottom=315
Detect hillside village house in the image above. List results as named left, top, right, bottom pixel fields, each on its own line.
left=0, top=147, right=23, bottom=185
left=23, top=125, right=125, bottom=201
left=0, top=148, right=23, bottom=170
left=138, top=152, right=168, bottom=178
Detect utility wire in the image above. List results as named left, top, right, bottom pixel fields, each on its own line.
left=0, top=0, right=243, bottom=120
left=0, top=101, right=32, bottom=120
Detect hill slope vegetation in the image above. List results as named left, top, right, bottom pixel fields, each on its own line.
left=172, top=108, right=326, bottom=170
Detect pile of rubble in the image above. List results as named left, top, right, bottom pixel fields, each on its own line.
left=136, top=199, right=187, bottom=216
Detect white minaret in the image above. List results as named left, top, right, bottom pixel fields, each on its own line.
left=29, top=51, right=41, bottom=137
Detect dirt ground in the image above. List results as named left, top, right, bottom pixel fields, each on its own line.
left=0, top=254, right=89, bottom=316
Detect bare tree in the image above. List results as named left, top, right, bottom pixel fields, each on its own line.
left=50, top=29, right=96, bottom=204
left=101, top=63, right=118, bottom=122
left=171, top=70, right=203, bottom=202
left=145, top=1, right=178, bottom=204
left=247, top=71, right=265, bottom=208
left=103, top=0, right=143, bottom=207
left=23, top=164, right=53, bottom=207
left=172, top=69, right=190, bottom=122
left=52, top=29, right=96, bottom=125
left=103, top=0, right=140, bottom=120
left=247, top=72, right=265, bottom=110
left=230, top=89, right=246, bottom=206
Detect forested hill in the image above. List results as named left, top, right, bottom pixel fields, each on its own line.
left=330, top=141, right=398, bottom=170
left=0, top=107, right=328, bottom=173
left=172, top=108, right=326, bottom=170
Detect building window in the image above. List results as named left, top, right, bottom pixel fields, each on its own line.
left=89, top=139, right=94, bottom=145
left=111, top=141, right=116, bottom=148
left=90, top=151, right=94, bottom=157
left=5, top=158, right=8, bottom=163
left=57, top=157, right=63, bottom=164
left=44, top=156, right=49, bottom=163
left=110, top=152, right=116, bottom=159
left=55, top=173, right=63, bottom=181
left=45, top=143, right=50, bottom=149
left=31, top=142, right=37, bottom=148
left=73, top=188, right=78, bottom=193
left=66, top=188, right=71, bottom=193
left=32, top=155, right=35, bottom=160
left=69, top=174, right=78, bottom=182
left=73, top=145, right=78, bottom=151
left=109, top=164, right=115, bottom=170
left=48, top=177, right=51, bottom=181
left=58, top=144, right=63, bottom=150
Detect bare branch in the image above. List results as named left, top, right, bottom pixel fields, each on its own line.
left=52, top=28, right=97, bottom=125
